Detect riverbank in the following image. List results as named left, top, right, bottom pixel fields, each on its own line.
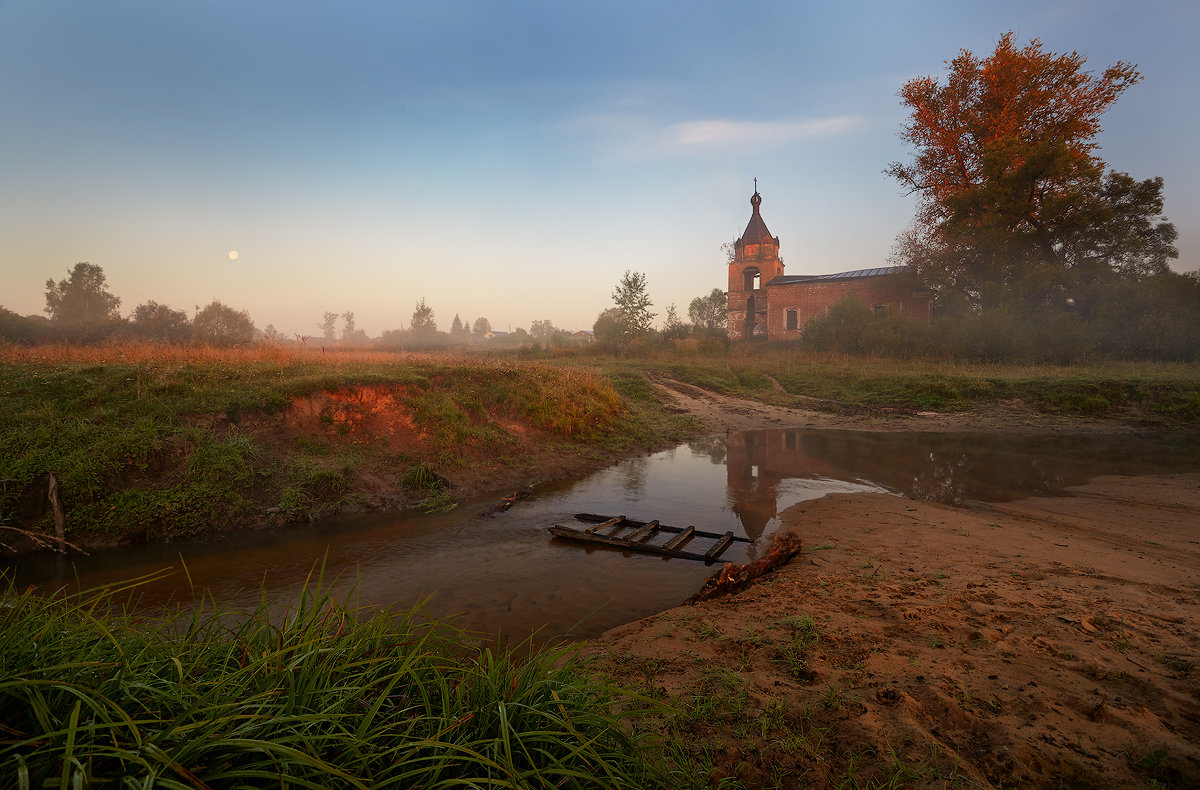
left=5, top=344, right=1197, bottom=553
left=593, top=473, right=1200, bottom=788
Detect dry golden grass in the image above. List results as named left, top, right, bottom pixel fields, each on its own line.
left=0, top=341, right=462, bottom=366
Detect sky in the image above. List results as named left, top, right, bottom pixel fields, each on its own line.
left=1, top=0, right=1197, bottom=338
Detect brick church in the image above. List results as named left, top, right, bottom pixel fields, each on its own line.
left=726, top=188, right=931, bottom=341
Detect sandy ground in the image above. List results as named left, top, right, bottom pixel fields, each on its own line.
left=589, top=379, right=1200, bottom=788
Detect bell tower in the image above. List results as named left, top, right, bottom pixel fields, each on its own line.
left=727, top=183, right=783, bottom=340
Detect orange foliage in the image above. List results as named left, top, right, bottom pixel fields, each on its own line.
left=889, top=31, right=1141, bottom=222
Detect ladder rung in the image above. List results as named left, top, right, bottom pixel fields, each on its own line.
left=662, top=526, right=695, bottom=551
left=585, top=515, right=625, bottom=534
left=704, top=531, right=735, bottom=560
left=627, top=520, right=660, bottom=542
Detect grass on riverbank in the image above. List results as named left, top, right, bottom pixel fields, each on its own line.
left=0, top=573, right=665, bottom=789
left=596, top=349, right=1200, bottom=422
left=0, top=344, right=699, bottom=544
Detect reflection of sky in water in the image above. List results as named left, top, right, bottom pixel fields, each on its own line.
left=763, top=475, right=890, bottom=534
left=8, top=428, right=1197, bottom=643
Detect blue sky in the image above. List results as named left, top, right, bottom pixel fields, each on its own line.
left=2, top=0, right=1196, bottom=337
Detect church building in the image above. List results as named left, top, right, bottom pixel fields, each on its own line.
left=726, top=189, right=931, bottom=341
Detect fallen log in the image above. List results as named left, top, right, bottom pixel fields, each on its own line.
left=687, top=530, right=803, bottom=603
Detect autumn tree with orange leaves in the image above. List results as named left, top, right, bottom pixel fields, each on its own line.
left=888, top=33, right=1178, bottom=314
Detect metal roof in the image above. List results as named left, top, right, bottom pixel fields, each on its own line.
left=766, top=266, right=904, bottom=286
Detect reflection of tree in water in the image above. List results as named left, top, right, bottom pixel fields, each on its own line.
left=619, top=456, right=648, bottom=498
left=797, top=433, right=1072, bottom=504
left=908, top=451, right=971, bottom=505
left=789, top=431, right=1197, bottom=504
left=717, top=427, right=1200, bottom=541
left=688, top=435, right=727, bottom=465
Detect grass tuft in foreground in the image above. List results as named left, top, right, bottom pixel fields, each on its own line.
left=0, top=573, right=663, bottom=788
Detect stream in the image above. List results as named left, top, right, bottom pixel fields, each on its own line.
left=8, top=427, right=1198, bottom=642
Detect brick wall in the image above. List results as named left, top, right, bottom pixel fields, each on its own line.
left=763, top=272, right=932, bottom=339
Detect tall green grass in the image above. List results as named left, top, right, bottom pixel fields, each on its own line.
left=0, top=573, right=662, bottom=788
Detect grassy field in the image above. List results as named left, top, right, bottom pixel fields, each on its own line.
left=2, top=342, right=1198, bottom=548
left=610, top=347, right=1200, bottom=421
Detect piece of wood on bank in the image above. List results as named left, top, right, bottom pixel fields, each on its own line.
left=48, top=473, right=65, bottom=541
left=585, top=515, right=624, bottom=534
left=688, top=531, right=804, bottom=603
left=704, top=531, right=735, bottom=560
left=626, top=520, right=661, bottom=542
left=662, top=526, right=695, bottom=551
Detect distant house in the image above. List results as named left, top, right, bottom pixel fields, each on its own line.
left=726, top=189, right=931, bottom=341
left=571, top=330, right=595, bottom=342
left=483, top=330, right=510, bottom=340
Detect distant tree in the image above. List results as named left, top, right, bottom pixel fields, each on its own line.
left=130, top=300, right=190, bottom=343
left=592, top=307, right=622, bottom=345
left=341, top=311, right=356, bottom=342
left=450, top=314, right=466, bottom=337
left=192, top=300, right=256, bottom=347
left=688, top=288, right=727, bottom=332
left=661, top=303, right=689, bottom=340
left=44, top=262, right=121, bottom=331
left=472, top=316, right=491, bottom=335
left=0, top=307, right=58, bottom=344
left=376, top=328, right=405, bottom=350
left=887, top=32, right=1177, bottom=311
left=529, top=319, right=557, bottom=340
left=410, top=299, right=437, bottom=336
left=320, top=311, right=339, bottom=342
left=610, top=270, right=655, bottom=342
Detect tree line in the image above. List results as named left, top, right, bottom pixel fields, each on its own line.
left=0, top=266, right=603, bottom=350
left=1, top=263, right=258, bottom=347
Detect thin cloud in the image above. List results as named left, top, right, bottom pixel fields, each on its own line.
left=558, top=112, right=862, bottom=161
left=668, top=117, right=860, bottom=147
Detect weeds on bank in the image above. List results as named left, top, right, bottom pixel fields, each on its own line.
left=0, top=573, right=663, bottom=788
left=0, top=348, right=696, bottom=543
left=402, top=461, right=456, bottom=513
left=775, top=614, right=820, bottom=681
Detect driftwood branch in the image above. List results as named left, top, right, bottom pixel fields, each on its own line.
left=0, top=524, right=88, bottom=555
left=687, top=530, right=803, bottom=604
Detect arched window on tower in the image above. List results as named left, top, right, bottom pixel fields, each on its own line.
left=743, top=267, right=761, bottom=291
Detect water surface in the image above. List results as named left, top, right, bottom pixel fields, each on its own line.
left=10, top=428, right=1197, bottom=641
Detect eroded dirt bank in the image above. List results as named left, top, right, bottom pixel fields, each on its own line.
left=594, top=473, right=1200, bottom=788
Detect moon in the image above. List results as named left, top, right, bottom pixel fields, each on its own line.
left=228, top=250, right=239, bottom=261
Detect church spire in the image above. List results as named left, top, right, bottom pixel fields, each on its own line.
left=737, top=181, right=776, bottom=250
